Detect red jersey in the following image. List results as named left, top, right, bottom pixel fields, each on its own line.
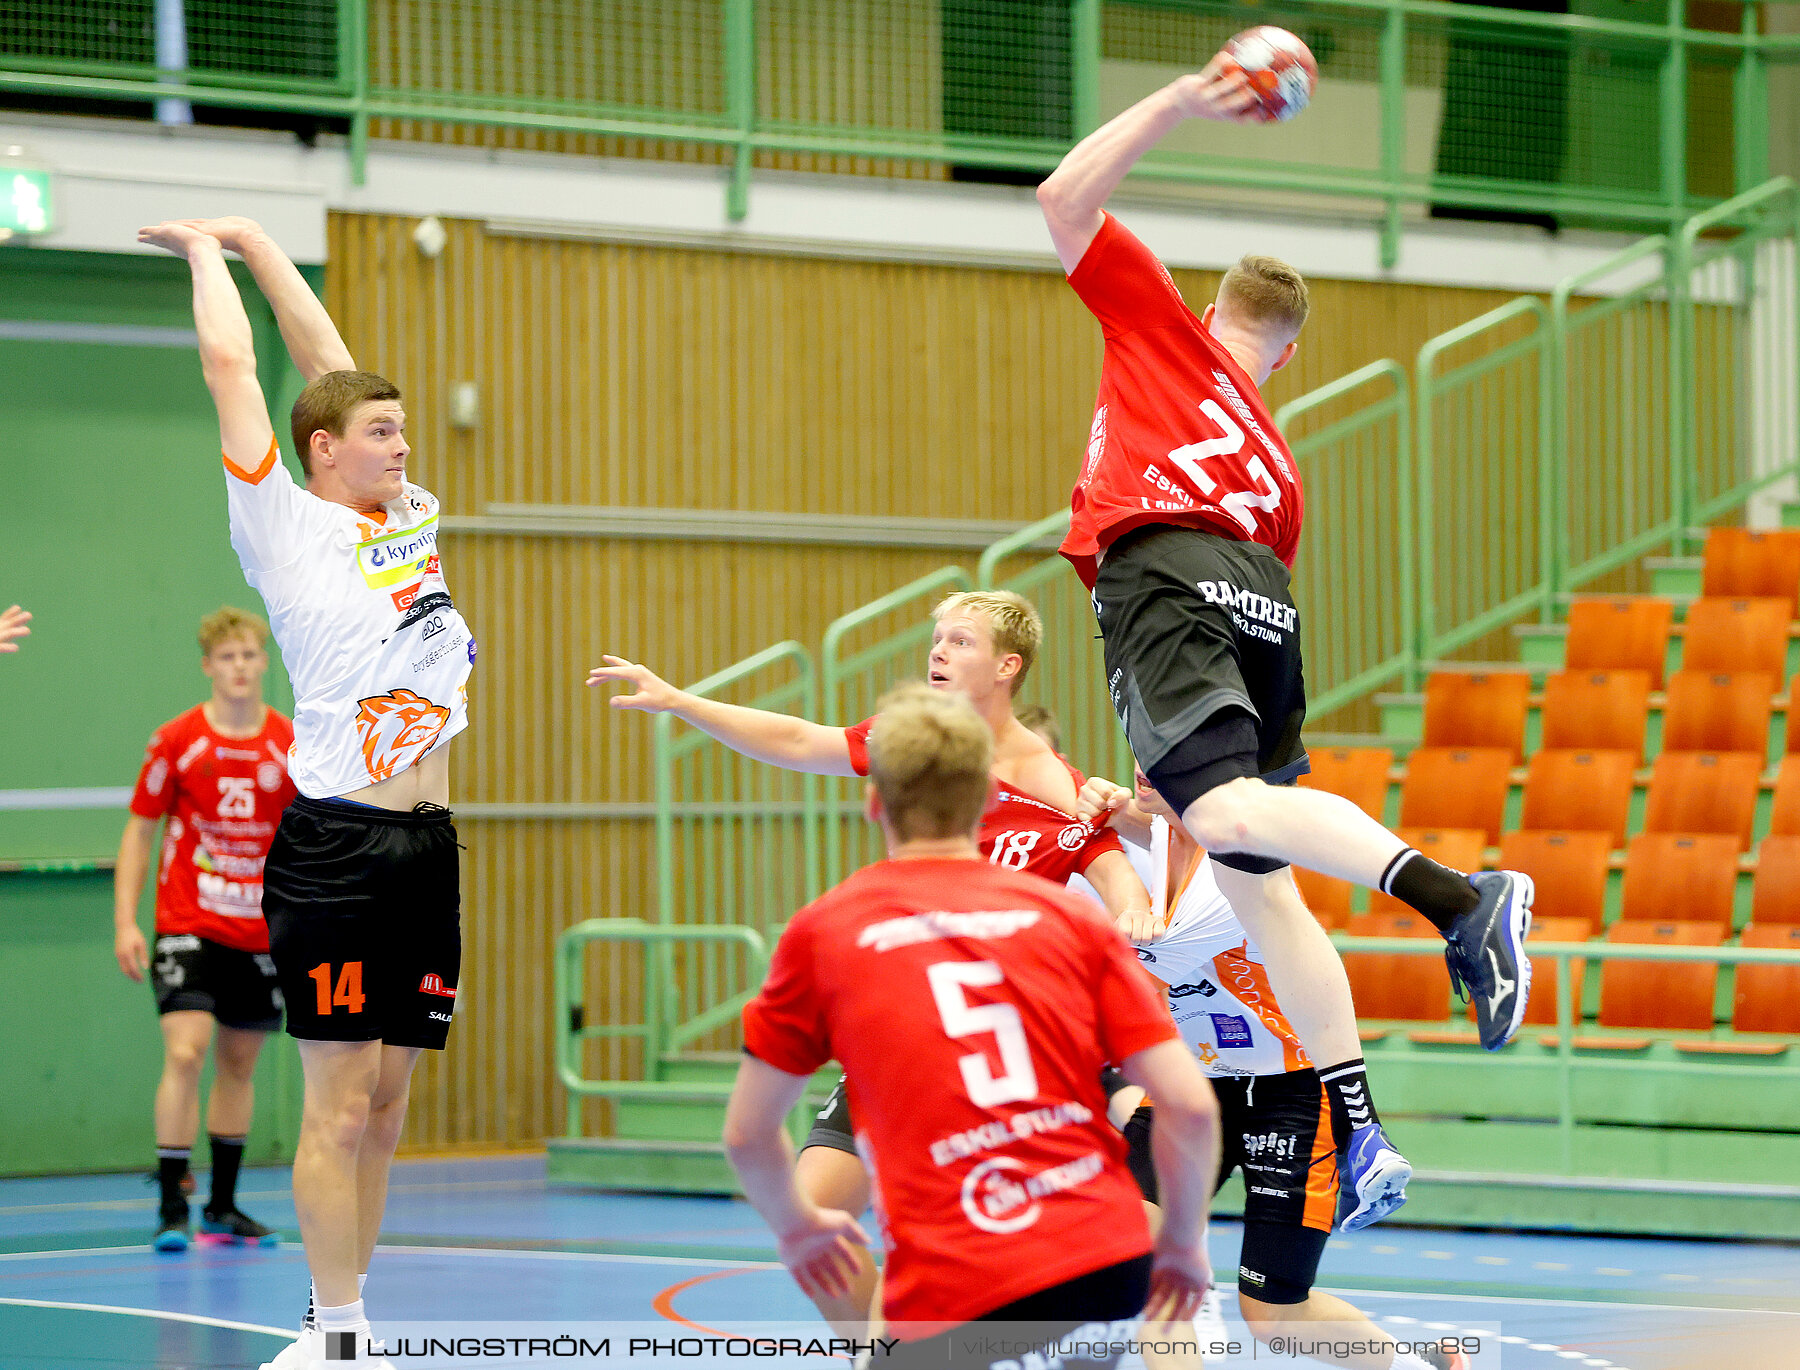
left=1059, top=213, right=1305, bottom=588
left=845, top=718, right=1125, bottom=882
left=742, top=857, right=1177, bottom=1331
left=128, top=704, right=297, bottom=952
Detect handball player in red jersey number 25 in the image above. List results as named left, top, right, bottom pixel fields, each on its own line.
left=141, top=215, right=473, bottom=1370
left=1036, top=53, right=1535, bottom=1227
left=725, top=685, right=1222, bottom=1370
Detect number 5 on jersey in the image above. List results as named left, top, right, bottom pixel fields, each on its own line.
left=308, top=961, right=366, bottom=1015
left=927, top=960, right=1038, bottom=1107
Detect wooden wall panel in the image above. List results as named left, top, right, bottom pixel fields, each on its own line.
left=324, top=209, right=1531, bottom=1149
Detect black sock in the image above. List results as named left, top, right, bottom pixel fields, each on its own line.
left=1379, top=848, right=1479, bottom=933
left=207, top=1134, right=246, bottom=1215
left=1318, top=1059, right=1380, bottom=1140
left=156, top=1148, right=190, bottom=1217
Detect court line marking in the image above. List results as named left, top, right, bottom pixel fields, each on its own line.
left=0, top=1242, right=778, bottom=1270
left=0, top=1245, right=170, bottom=1263
left=0, top=1176, right=545, bottom=1216
left=1332, top=1288, right=1800, bottom=1317
left=0, top=1295, right=289, bottom=1338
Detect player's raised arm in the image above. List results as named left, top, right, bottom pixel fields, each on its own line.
left=140, top=222, right=275, bottom=477
left=587, top=656, right=858, bottom=777
left=1036, top=63, right=1258, bottom=274
left=184, top=218, right=356, bottom=381
left=1083, top=848, right=1160, bottom=943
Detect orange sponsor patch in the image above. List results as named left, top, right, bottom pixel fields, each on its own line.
left=355, top=689, right=451, bottom=782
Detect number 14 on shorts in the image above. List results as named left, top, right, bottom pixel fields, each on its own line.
left=307, top=961, right=366, bottom=1015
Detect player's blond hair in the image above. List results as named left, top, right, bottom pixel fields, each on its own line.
left=1014, top=703, right=1062, bottom=754
left=198, top=606, right=269, bottom=656
left=867, top=684, right=993, bottom=843
left=291, top=370, right=403, bottom=475
left=1219, top=255, right=1310, bottom=340
left=933, top=590, right=1043, bottom=692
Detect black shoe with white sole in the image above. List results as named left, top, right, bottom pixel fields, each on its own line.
left=1444, top=870, right=1534, bottom=1050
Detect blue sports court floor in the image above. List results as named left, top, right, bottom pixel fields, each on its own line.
left=2, top=1155, right=1795, bottom=1368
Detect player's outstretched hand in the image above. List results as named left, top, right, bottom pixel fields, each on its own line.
left=586, top=656, right=684, bottom=713
left=1169, top=57, right=1262, bottom=123
left=0, top=604, right=31, bottom=653
left=179, top=217, right=268, bottom=254
left=1143, top=1235, right=1212, bottom=1328
left=775, top=1207, right=870, bottom=1303
left=1076, top=776, right=1134, bottom=824
left=138, top=221, right=219, bottom=258
left=115, top=924, right=150, bottom=983
left=1115, top=907, right=1164, bottom=945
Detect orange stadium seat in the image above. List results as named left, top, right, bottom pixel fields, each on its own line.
left=1619, top=832, right=1740, bottom=929
left=1371, top=828, right=1487, bottom=915
left=1398, top=748, right=1512, bottom=845
left=1770, top=756, right=1800, bottom=836
left=1538, top=670, right=1652, bottom=761
left=1422, top=671, right=1531, bottom=762
left=1293, top=866, right=1352, bottom=930
left=1598, top=921, right=1724, bottom=1032
left=1519, top=749, right=1637, bottom=848
left=1680, top=597, right=1791, bottom=678
left=1300, top=746, right=1393, bottom=818
left=1702, top=527, right=1800, bottom=615
left=1497, top=830, right=1609, bottom=933
left=1660, top=670, right=1776, bottom=755
left=1642, top=751, right=1763, bottom=851
left=1734, top=923, right=1800, bottom=1034
left=1750, top=835, right=1800, bottom=926
left=1564, top=597, right=1675, bottom=689
left=1342, top=911, right=1450, bottom=1022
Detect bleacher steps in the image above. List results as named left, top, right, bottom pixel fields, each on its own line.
left=1644, top=556, right=1703, bottom=597
left=546, top=1137, right=740, bottom=1194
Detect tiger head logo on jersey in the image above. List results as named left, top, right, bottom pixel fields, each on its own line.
left=355, top=689, right=452, bottom=782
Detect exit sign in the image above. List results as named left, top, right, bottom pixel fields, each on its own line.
left=2, top=169, right=52, bottom=235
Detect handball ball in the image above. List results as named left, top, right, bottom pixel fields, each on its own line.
left=1218, top=26, right=1318, bottom=123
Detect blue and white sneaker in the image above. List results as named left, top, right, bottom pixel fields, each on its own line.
left=1338, top=1123, right=1411, bottom=1231
left=1445, top=870, right=1535, bottom=1051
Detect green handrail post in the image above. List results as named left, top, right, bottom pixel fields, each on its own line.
left=1070, top=0, right=1103, bottom=139
left=1735, top=2, right=1771, bottom=196
left=1555, top=947, right=1575, bottom=1173
left=977, top=511, right=1070, bottom=588
left=1378, top=0, right=1407, bottom=272
left=1661, top=0, right=1689, bottom=225
left=725, top=0, right=756, bottom=223
left=347, top=0, right=370, bottom=187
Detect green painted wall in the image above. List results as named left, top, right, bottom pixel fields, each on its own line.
left=0, top=247, right=311, bottom=1173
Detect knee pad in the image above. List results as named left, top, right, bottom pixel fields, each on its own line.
left=1235, top=1220, right=1327, bottom=1305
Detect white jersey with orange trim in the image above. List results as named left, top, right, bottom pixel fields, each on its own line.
left=224, top=439, right=473, bottom=799
left=1129, top=817, right=1310, bottom=1079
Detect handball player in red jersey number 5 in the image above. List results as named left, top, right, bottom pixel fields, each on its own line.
left=725, top=685, right=1222, bottom=1370
left=1036, top=52, right=1535, bottom=1228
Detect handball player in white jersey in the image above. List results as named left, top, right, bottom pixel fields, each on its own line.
left=141, top=217, right=474, bottom=1369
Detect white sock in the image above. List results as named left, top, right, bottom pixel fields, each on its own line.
left=359, top=1272, right=368, bottom=1293
left=316, top=1298, right=370, bottom=1334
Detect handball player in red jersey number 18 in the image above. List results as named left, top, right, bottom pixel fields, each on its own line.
left=725, top=685, right=1221, bottom=1370
left=1036, top=52, right=1534, bottom=1227
left=141, top=215, right=473, bottom=1370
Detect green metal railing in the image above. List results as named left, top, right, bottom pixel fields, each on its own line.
left=1332, top=935, right=1800, bottom=1172
left=9, top=3, right=1800, bottom=263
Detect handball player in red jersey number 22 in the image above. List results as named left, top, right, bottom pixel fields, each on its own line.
left=725, top=686, right=1222, bottom=1370
left=1036, top=40, right=1535, bottom=1229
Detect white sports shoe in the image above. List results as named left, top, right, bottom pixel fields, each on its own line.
left=1193, top=1286, right=1229, bottom=1351
left=258, top=1328, right=320, bottom=1370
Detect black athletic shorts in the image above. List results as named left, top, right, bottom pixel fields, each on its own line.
left=263, top=795, right=462, bottom=1050
left=151, top=933, right=283, bottom=1033
left=802, top=1074, right=857, bottom=1156
left=1118, top=1069, right=1338, bottom=1304
left=883, top=1255, right=1151, bottom=1370
left=1093, top=526, right=1309, bottom=784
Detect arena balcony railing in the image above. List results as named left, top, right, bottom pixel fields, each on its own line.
left=5, top=1, right=1800, bottom=266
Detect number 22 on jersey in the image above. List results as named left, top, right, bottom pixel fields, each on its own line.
left=1166, top=398, right=1281, bottom=536
left=927, top=960, right=1038, bottom=1107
